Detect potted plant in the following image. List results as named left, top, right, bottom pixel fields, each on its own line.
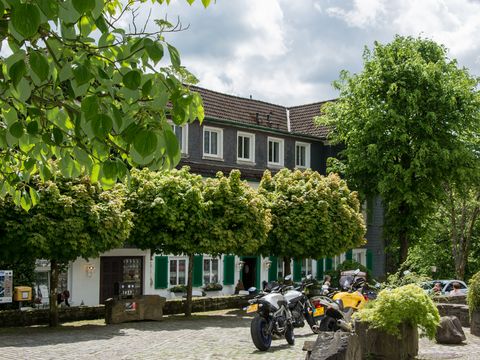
left=354, top=284, right=440, bottom=360
left=203, top=283, right=223, bottom=292
left=169, top=285, right=187, bottom=294
left=467, top=271, right=480, bottom=336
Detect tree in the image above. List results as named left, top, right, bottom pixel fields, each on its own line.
left=319, top=36, right=480, bottom=264
left=258, top=168, right=366, bottom=276
left=127, top=167, right=271, bottom=316
left=0, top=175, right=133, bottom=326
left=0, top=0, right=208, bottom=210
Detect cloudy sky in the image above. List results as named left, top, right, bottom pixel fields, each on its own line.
left=139, top=0, right=480, bottom=106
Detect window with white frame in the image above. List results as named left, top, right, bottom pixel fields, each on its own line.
left=169, top=258, right=187, bottom=286
left=203, top=257, right=219, bottom=285
left=352, top=249, right=367, bottom=267
left=170, top=123, right=188, bottom=154
left=277, top=260, right=284, bottom=280
left=301, top=258, right=313, bottom=278
left=237, top=132, right=255, bottom=163
left=203, top=126, right=223, bottom=159
left=333, top=253, right=346, bottom=270
left=295, top=142, right=311, bottom=168
left=267, top=137, right=284, bottom=166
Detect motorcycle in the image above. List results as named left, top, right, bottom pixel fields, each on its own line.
left=246, top=279, right=295, bottom=351
left=283, top=275, right=321, bottom=334
left=311, top=269, right=368, bottom=332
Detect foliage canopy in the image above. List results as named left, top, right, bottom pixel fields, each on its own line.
left=0, top=0, right=208, bottom=210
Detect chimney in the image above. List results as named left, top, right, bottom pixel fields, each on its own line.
left=250, top=95, right=252, bottom=100
left=255, top=112, right=260, bottom=124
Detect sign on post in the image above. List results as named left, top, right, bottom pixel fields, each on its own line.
left=0, top=270, right=13, bottom=303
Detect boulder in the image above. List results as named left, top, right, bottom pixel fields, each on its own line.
left=435, top=316, right=466, bottom=344
left=471, top=310, right=480, bottom=337
left=105, top=295, right=166, bottom=324
left=305, top=332, right=361, bottom=360
left=355, top=320, right=418, bottom=360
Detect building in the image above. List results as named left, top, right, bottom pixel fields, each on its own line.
left=65, top=87, right=385, bottom=306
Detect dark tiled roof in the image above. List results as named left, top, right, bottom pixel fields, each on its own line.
left=190, top=86, right=332, bottom=139
left=288, top=101, right=333, bottom=139
left=179, top=159, right=273, bottom=181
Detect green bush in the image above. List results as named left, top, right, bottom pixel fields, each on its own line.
left=325, top=260, right=372, bottom=287
left=169, top=285, right=187, bottom=293
left=355, top=284, right=440, bottom=339
left=203, top=283, right=223, bottom=291
left=383, top=270, right=431, bottom=289
left=467, top=271, right=480, bottom=315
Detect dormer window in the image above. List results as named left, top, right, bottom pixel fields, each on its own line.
left=267, top=137, right=284, bottom=167
left=203, top=126, right=223, bottom=159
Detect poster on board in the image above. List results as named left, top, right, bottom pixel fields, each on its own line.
left=0, top=270, right=13, bottom=303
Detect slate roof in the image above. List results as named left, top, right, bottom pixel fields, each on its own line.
left=190, top=86, right=332, bottom=140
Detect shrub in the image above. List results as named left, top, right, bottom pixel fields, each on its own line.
left=383, top=270, right=431, bottom=289
left=467, top=271, right=480, bottom=315
left=355, top=284, right=440, bottom=339
left=169, top=285, right=187, bottom=293
left=203, top=283, right=223, bottom=291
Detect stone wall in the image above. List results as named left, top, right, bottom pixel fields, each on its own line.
left=0, top=295, right=249, bottom=327
left=433, top=295, right=467, bottom=305
left=436, top=303, right=470, bottom=327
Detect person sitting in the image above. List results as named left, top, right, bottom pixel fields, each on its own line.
left=432, top=282, right=442, bottom=295
left=449, top=282, right=462, bottom=296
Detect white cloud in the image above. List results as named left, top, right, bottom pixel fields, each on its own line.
left=326, top=0, right=387, bottom=29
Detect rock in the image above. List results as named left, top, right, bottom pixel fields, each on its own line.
left=435, top=316, right=466, bottom=344
left=105, top=295, right=166, bottom=324
left=355, top=320, right=418, bottom=360
left=471, top=311, right=480, bottom=337
left=436, top=303, right=470, bottom=327
left=306, top=332, right=361, bottom=360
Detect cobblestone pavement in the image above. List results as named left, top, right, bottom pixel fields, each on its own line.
left=1, top=309, right=480, bottom=360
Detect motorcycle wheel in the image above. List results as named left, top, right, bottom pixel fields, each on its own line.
left=285, top=323, right=295, bottom=345
left=319, top=316, right=338, bottom=332
left=250, top=315, right=272, bottom=351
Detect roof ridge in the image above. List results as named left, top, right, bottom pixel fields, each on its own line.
left=288, top=99, right=336, bottom=109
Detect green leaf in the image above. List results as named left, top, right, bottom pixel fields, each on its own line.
left=52, top=127, right=64, bottom=145
left=142, top=79, right=153, bottom=97
left=73, top=64, right=93, bottom=85
left=35, top=0, right=59, bottom=19
left=9, top=59, right=26, bottom=87
left=72, top=0, right=95, bottom=14
left=26, top=120, right=39, bottom=135
left=168, top=44, right=181, bottom=68
left=90, top=163, right=101, bottom=182
left=164, top=128, right=181, bottom=164
left=144, top=39, right=164, bottom=64
left=102, top=160, right=117, bottom=180
left=9, top=122, right=24, bottom=138
left=91, top=114, right=113, bottom=139
left=29, top=51, right=50, bottom=82
left=95, top=14, right=108, bottom=33
left=201, top=0, right=211, bottom=7
left=133, top=130, right=158, bottom=157
left=20, top=192, right=32, bottom=212
left=123, top=70, right=141, bottom=90
left=81, top=96, right=99, bottom=121
left=29, top=187, right=40, bottom=207
left=11, top=4, right=41, bottom=39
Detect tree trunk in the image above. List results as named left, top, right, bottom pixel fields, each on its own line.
left=283, top=257, right=291, bottom=277
left=399, top=231, right=408, bottom=265
left=49, top=260, right=59, bottom=327
left=455, top=255, right=466, bottom=281
left=185, top=254, right=194, bottom=317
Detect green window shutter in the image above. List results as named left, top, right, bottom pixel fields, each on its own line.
left=316, top=259, right=324, bottom=280
left=192, top=255, right=203, bottom=287
left=293, top=259, right=302, bottom=282
left=346, top=250, right=353, bottom=261
left=366, top=250, right=373, bottom=271
left=268, top=256, right=278, bottom=282
left=154, top=256, right=168, bottom=289
left=325, top=258, right=333, bottom=271
left=223, top=255, right=235, bottom=285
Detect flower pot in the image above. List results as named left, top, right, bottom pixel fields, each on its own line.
left=471, top=310, right=480, bottom=336
left=355, top=320, right=419, bottom=360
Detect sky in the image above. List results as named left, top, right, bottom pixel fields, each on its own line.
left=137, top=0, right=480, bottom=107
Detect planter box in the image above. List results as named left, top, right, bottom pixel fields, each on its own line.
left=471, top=310, right=480, bottom=336
left=355, top=320, right=418, bottom=360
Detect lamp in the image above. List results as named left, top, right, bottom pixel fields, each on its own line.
left=85, top=264, right=95, bottom=277
left=263, top=259, right=272, bottom=270
left=237, top=260, right=245, bottom=271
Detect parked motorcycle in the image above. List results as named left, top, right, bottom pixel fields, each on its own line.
left=284, top=275, right=321, bottom=334
left=246, top=279, right=295, bottom=351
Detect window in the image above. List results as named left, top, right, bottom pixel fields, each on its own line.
left=203, top=126, right=223, bottom=159
left=333, top=253, right=346, bottom=270
left=170, top=123, right=188, bottom=154
left=301, top=258, right=313, bottom=278
left=267, top=137, right=284, bottom=166
left=169, top=258, right=187, bottom=286
left=277, top=259, right=284, bottom=280
left=237, top=132, right=255, bottom=163
left=295, top=142, right=311, bottom=168
left=352, top=249, right=367, bottom=267
left=203, top=258, right=219, bottom=284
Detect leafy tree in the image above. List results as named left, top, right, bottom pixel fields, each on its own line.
left=319, top=36, right=480, bottom=264
left=0, top=175, right=133, bottom=326
left=258, top=168, right=366, bottom=276
left=127, top=167, right=271, bottom=316
left=0, top=0, right=208, bottom=210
